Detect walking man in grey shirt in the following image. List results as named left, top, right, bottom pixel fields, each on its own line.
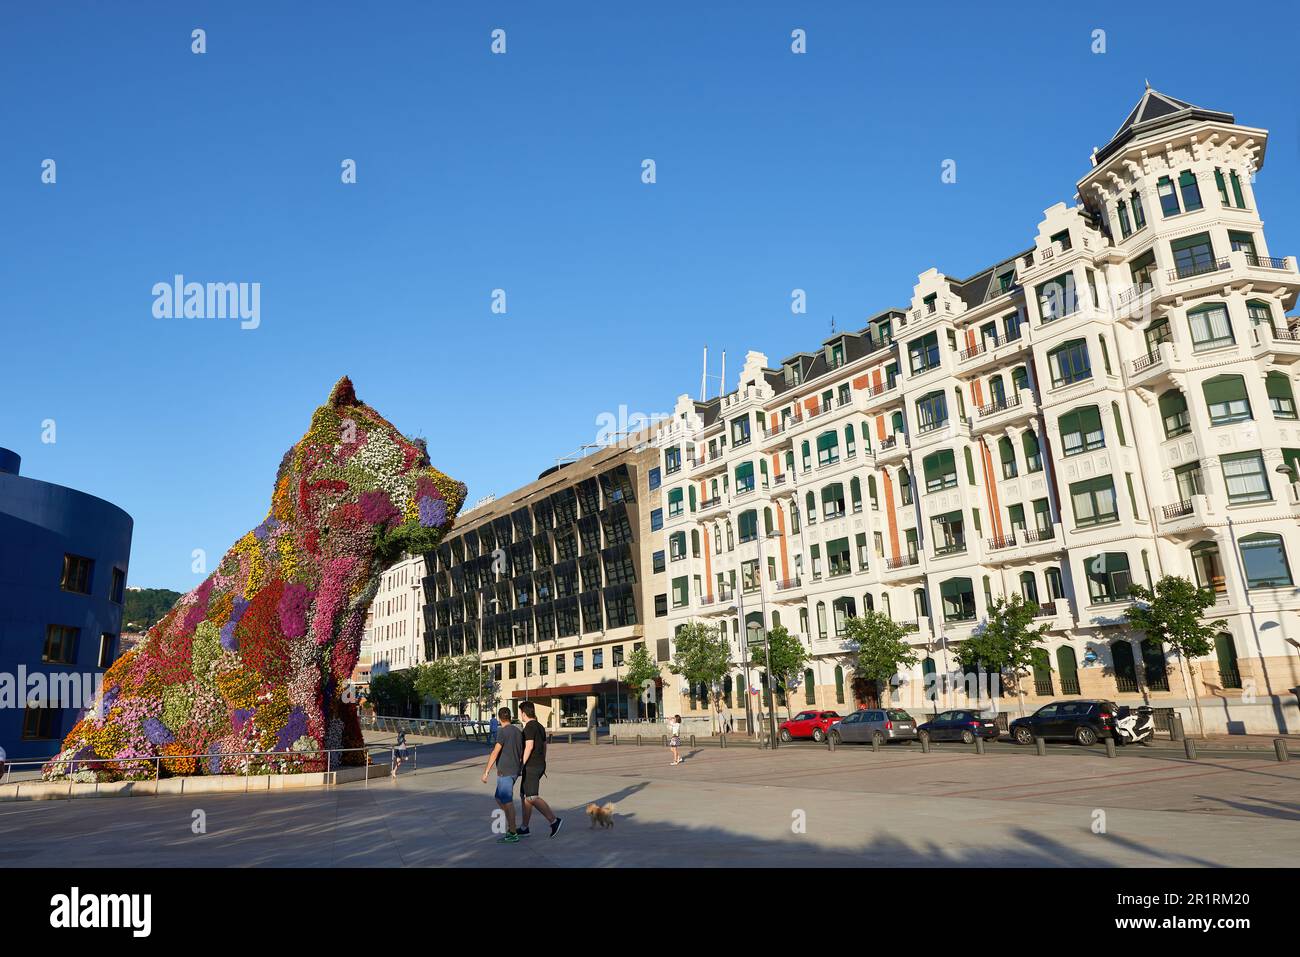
left=481, top=707, right=524, bottom=844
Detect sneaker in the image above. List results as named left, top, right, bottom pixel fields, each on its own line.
left=516, top=826, right=531, bottom=836
left=549, top=818, right=563, bottom=838
left=496, top=832, right=520, bottom=844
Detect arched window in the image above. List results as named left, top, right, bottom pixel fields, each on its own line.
left=922, top=657, right=937, bottom=701
left=1159, top=389, right=1191, bottom=438
left=1056, top=646, right=1081, bottom=695
left=763, top=506, right=774, bottom=536
left=1031, top=648, right=1054, bottom=696
left=790, top=503, right=801, bottom=535
left=816, top=602, right=827, bottom=639
left=1048, top=339, right=1091, bottom=387
left=1111, top=640, right=1138, bottom=692
left=798, top=607, right=808, bottom=636
left=759, top=459, right=769, bottom=488
left=1019, top=571, right=1039, bottom=606
left=915, top=390, right=948, bottom=431
left=999, top=436, right=1018, bottom=478
left=844, top=424, right=856, bottom=457
left=723, top=674, right=733, bottom=707
left=821, top=483, right=845, bottom=518
left=1247, top=298, right=1276, bottom=330
left=1203, top=374, right=1252, bottom=425
left=988, top=375, right=1006, bottom=406
left=831, top=597, right=856, bottom=635
left=1188, top=302, right=1234, bottom=351
left=1190, top=541, right=1225, bottom=593
left=939, top=577, right=976, bottom=622
left=1085, top=552, right=1131, bottom=604
left=690, top=529, right=700, bottom=556
left=923, top=449, right=957, bottom=492
left=784, top=450, right=795, bottom=473
left=801, top=440, right=812, bottom=471
left=1022, top=430, right=1042, bottom=472
left=1215, top=633, right=1242, bottom=688
left=850, top=477, right=863, bottom=512
left=898, top=466, right=913, bottom=504
left=804, top=668, right=816, bottom=705
left=867, top=475, right=879, bottom=509
left=834, top=665, right=845, bottom=704
left=735, top=461, right=755, bottom=493
left=1140, top=638, right=1169, bottom=692
left=1239, top=533, right=1293, bottom=589
left=1111, top=402, right=1127, bottom=445
left=890, top=411, right=905, bottom=435
left=1011, top=365, right=1029, bottom=393
left=1059, top=405, right=1104, bottom=455
left=816, top=430, right=840, bottom=467
left=805, top=491, right=816, bottom=524
left=1266, top=372, right=1297, bottom=420
left=863, top=592, right=874, bottom=611
left=737, top=510, right=758, bottom=543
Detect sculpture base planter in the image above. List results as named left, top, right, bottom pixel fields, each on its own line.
left=44, top=377, right=465, bottom=782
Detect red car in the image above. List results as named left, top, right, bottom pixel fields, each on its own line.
left=779, top=710, right=842, bottom=742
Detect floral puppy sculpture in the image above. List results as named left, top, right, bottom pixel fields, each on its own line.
left=46, top=377, right=466, bottom=781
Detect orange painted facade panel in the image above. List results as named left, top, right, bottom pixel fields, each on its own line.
left=881, top=470, right=900, bottom=561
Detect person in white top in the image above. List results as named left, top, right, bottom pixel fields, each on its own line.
left=668, top=715, right=682, bottom=765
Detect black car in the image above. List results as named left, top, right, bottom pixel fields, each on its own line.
left=1009, top=699, right=1118, bottom=746
left=917, top=710, right=1001, bottom=744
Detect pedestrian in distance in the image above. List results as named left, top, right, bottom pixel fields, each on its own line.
left=489, top=711, right=500, bottom=745
left=516, top=700, right=563, bottom=838
left=481, top=707, right=524, bottom=843
left=668, top=714, right=683, bottom=765
left=391, top=729, right=408, bottom=777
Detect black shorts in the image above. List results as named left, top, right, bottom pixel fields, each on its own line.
left=521, top=766, right=545, bottom=798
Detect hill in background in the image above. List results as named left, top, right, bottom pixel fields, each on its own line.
left=123, top=587, right=183, bottom=632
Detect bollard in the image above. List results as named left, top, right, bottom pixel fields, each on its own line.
left=590, top=727, right=597, bottom=746
left=920, top=735, right=931, bottom=753
left=636, top=734, right=642, bottom=747
left=612, top=735, right=618, bottom=746
left=1275, top=738, right=1290, bottom=762
left=827, top=733, right=835, bottom=752
left=974, top=736, right=985, bottom=755
left=871, top=736, right=880, bottom=753
left=1170, top=713, right=1185, bottom=742
left=1184, top=737, right=1198, bottom=760
left=661, top=734, right=668, bottom=747
left=690, top=734, right=696, bottom=748
left=1034, top=737, right=1046, bottom=756
left=1104, top=737, right=1117, bottom=758
left=720, top=733, right=727, bottom=749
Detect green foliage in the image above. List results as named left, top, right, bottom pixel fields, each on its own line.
left=414, top=654, right=491, bottom=716
left=622, top=644, right=660, bottom=699
left=122, top=588, right=182, bottom=632
left=843, top=611, right=919, bottom=692
left=748, top=624, right=808, bottom=704
left=668, top=620, right=731, bottom=708
left=368, top=669, right=420, bottom=717
left=957, top=593, right=1048, bottom=694
left=1125, top=575, right=1224, bottom=660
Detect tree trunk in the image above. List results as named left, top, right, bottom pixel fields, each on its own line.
left=1180, top=653, right=1206, bottom=737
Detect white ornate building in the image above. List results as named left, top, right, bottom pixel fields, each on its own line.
left=654, top=89, right=1300, bottom=734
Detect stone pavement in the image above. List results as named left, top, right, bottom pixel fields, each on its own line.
left=2, top=735, right=1297, bottom=867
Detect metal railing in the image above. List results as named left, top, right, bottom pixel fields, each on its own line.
left=1168, top=258, right=1230, bottom=282
left=885, top=553, right=920, bottom=570
left=987, top=534, right=1017, bottom=551
left=1245, top=253, right=1287, bottom=270
left=1161, top=500, right=1194, bottom=520
left=977, top=393, right=1022, bottom=418
left=1131, top=350, right=1163, bottom=373
left=1022, top=527, right=1056, bottom=544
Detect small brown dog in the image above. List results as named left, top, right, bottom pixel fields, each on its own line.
left=585, top=803, right=615, bottom=828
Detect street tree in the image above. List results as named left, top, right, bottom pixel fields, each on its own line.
left=842, top=611, right=919, bottom=708
left=668, top=620, right=732, bottom=731
left=956, top=594, right=1049, bottom=716
left=1125, top=575, right=1225, bottom=737
left=748, top=624, right=808, bottom=722
left=622, top=643, right=661, bottom=722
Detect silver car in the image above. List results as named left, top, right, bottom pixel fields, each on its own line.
left=829, top=708, right=919, bottom=746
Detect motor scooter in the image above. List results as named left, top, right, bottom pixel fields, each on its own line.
left=1114, top=705, right=1155, bottom=745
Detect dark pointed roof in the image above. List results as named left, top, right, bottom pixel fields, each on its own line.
left=1094, top=87, right=1234, bottom=164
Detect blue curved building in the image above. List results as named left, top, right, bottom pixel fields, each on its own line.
left=0, top=448, right=133, bottom=762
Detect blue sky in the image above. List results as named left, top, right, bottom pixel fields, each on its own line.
left=3, top=1, right=1298, bottom=592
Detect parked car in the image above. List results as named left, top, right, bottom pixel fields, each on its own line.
left=829, top=708, right=919, bottom=746
left=1009, top=700, right=1118, bottom=746
left=779, top=710, right=842, bottom=742
left=918, top=710, right=1001, bottom=744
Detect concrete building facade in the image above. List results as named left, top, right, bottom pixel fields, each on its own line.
left=653, top=89, right=1300, bottom=735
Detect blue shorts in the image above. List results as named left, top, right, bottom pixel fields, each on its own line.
left=494, top=775, right=517, bottom=803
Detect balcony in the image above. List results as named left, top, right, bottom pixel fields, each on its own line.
left=874, top=432, right=910, bottom=466
left=971, top=389, right=1037, bottom=435
left=882, top=552, right=925, bottom=582
left=1155, top=494, right=1213, bottom=539
left=1030, top=598, right=1072, bottom=630
left=1244, top=252, right=1292, bottom=272
left=1251, top=323, right=1300, bottom=366
left=1127, top=339, right=1180, bottom=391
left=986, top=533, right=1017, bottom=552
left=1167, top=257, right=1231, bottom=284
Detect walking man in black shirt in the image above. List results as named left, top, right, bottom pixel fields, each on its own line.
left=481, top=707, right=524, bottom=844
left=516, top=700, right=563, bottom=838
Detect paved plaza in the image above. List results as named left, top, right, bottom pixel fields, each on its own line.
left=3, top=734, right=1299, bottom=867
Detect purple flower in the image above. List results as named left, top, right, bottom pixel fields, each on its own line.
left=143, top=717, right=174, bottom=746
left=418, top=496, right=447, bottom=528
left=207, top=748, right=223, bottom=775
left=232, top=708, right=254, bottom=732
left=275, top=707, right=309, bottom=752
left=278, top=583, right=312, bottom=639
left=231, top=596, right=250, bottom=624
left=219, top=621, right=238, bottom=652
left=359, top=490, right=400, bottom=527
left=101, top=686, right=120, bottom=712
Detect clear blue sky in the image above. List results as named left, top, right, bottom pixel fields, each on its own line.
left=3, top=1, right=1298, bottom=592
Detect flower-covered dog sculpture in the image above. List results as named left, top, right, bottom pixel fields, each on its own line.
left=46, top=377, right=465, bottom=780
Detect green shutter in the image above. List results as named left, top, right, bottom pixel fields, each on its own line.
left=1203, top=375, right=1247, bottom=405
left=1266, top=372, right=1294, bottom=402
left=816, top=431, right=838, bottom=452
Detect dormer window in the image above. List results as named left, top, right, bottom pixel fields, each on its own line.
left=827, top=341, right=845, bottom=369
left=997, top=271, right=1015, bottom=293
left=784, top=362, right=802, bottom=387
